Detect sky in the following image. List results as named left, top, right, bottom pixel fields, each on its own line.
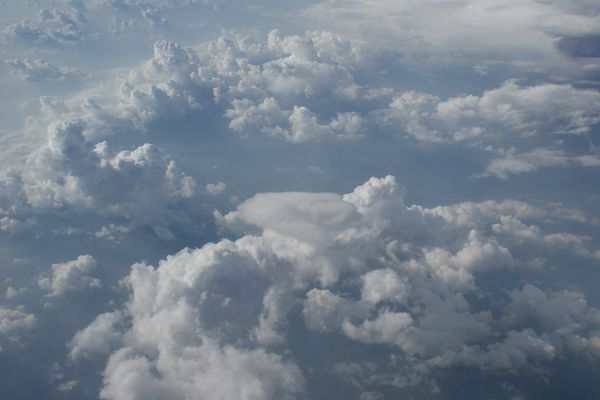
left=1, top=0, right=600, bottom=399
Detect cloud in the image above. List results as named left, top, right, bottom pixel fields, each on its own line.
left=301, top=0, right=600, bottom=77
left=100, top=343, right=305, bottom=400
left=3, top=8, right=89, bottom=46
left=37, top=255, right=101, bottom=297
left=114, top=32, right=597, bottom=149
left=94, top=224, right=131, bottom=242
left=226, top=99, right=366, bottom=142
left=484, top=147, right=600, bottom=178
left=502, top=284, right=600, bottom=333
left=0, top=306, right=37, bottom=340
left=204, top=181, right=226, bottom=195
left=113, top=30, right=370, bottom=141
left=68, top=311, right=122, bottom=361
left=6, top=59, right=83, bottom=82
left=380, top=81, right=600, bottom=142
left=77, top=176, right=600, bottom=397
left=1, top=3, right=600, bottom=398
left=361, top=268, right=408, bottom=305
left=16, top=119, right=196, bottom=226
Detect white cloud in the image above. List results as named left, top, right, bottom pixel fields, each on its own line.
left=78, top=175, right=600, bottom=397
left=100, top=343, right=305, bottom=400
left=381, top=81, right=600, bottom=143
left=94, top=224, right=131, bottom=242
left=3, top=8, right=89, bottom=46
left=1, top=3, right=600, bottom=397
left=6, top=59, right=83, bottom=82
left=503, top=284, right=600, bottom=333
left=0, top=306, right=37, bottom=340
left=204, top=181, right=226, bottom=195
left=68, top=311, right=122, bottom=361
left=112, top=30, right=370, bottom=141
left=19, top=119, right=196, bottom=225
left=38, top=255, right=101, bottom=297
left=301, top=0, right=600, bottom=77
left=484, top=147, right=600, bottom=179
left=361, top=268, right=408, bottom=305
left=342, top=310, right=413, bottom=346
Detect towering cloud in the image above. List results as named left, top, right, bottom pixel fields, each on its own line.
left=74, top=176, right=600, bottom=399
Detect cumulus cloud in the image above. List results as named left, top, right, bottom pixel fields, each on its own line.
left=204, top=181, right=226, bottom=195
left=68, top=311, right=122, bottom=361
left=0, top=306, right=37, bottom=340
left=226, top=99, right=365, bottom=142
left=94, top=224, right=131, bottom=242
left=113, top=33, right=600, bottom=155
left=380, top=81, right=600, bottom=142
left=77, top=176, right=600, bottom=397
left=3, top=8, right=89, bottom=46
left=6, top=59, right=83, bottom=82
left=14, top=119, right=196, bottom=226
left=112, top=30, right=370, bottom=141
left=38, top=255, right=101, bottom=297
left=2, top=3, right=600, bottom=398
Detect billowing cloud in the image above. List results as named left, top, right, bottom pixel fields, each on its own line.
left=112, top=30, right=370, bottom=141
left=15, top=119, right=196, bottom=224
left=38, top=255, right=101, bottom=297
left=76, top=176, right=600, bottom=398
left=68, top=311, right=122, bottom=361
left=380, top=81, right=600, bottom=142
left=1, top=2, right=600, bottom=398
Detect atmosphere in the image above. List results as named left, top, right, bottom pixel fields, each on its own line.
left=1, top=1, right=600, bottom=399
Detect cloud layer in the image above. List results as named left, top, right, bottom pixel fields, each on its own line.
left=73, top=176, right=600, bottom=398
left=1, top=1, right=599, bottom=399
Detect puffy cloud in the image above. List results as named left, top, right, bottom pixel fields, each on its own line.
left=429, top=329, right=557, bottom=373
left=117, top=40, right=204, bottom=127
left=204, top=181, right=226, bottom=195
left=19, top=119, right=196, bottom=225
left=421, top=230, right=513, bottom=289
left=113, top=30, right=370, bottom=141
left=26, top=24, right=594, bottom=163
left=380, top=81, right=600, bottom=143
left=38, top=255, right=101, bottom=297
left=342, top=311, right=414, bottom=347
left=303, top=289, right=369, bottom=333
left=361, top=268, right=408, bottom=305
left=6, top=59, right=83, bottom=82
left=503, top=284, right=600, bottom=334
left=5, top=286, right=26, bottom=300
left=0, top=306, right=37, bottom=340
left=100, top=343, right=305, bottom=400
left=110, top=37, right=600, bottom=170
left=226, top=99, right=365, bottom=142
left=2, top=4, right=600, bottom=397
left=89, top=240, right=308, bottom=399
left=68, top=311, right=122, bottom=361
left=3, top=8, right=89, bottom=46
left=94, top=224, right=132, bottom=242
left=78, top=176, right=600, bottom=398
